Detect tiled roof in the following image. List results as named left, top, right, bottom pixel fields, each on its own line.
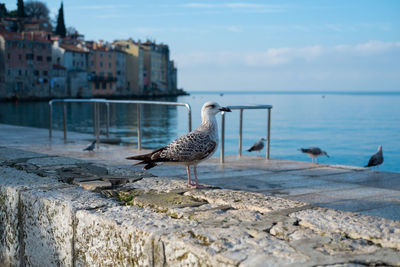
left=59, top=43, right=88, bottom=53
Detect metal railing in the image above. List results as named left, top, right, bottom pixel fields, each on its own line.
left=220, top=105, right=273, bottom=163
left=49, top=98, right=192, bottom=150
left=49, top=99, right=272, bottom=163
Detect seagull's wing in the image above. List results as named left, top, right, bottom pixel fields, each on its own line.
left=248, top=140, right=263, bottom=152
left=127, top=130, right=217, bottom=167
left=159, top=130, right=217, bottom=162
left=366, top=152, right=383, bottom=167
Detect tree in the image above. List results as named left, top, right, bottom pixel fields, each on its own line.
left=24, top=1, right=49, bottom=20
left=17, top=0, right=26, bottom=17
left=55, top=2, right=66, bottom=37
left=0, top=3, right=7, bottom=18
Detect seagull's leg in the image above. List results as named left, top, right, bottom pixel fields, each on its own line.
left=192, top=166, right=206, bottom=189
left=186, top=166, right=193, bottom=186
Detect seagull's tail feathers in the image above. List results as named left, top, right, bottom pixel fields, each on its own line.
left=126, top=147, right=166, bottom=170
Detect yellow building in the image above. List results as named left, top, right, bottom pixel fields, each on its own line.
left=113, top=39, right=143, bottom=95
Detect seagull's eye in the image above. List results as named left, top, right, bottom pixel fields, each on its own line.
left=207, top=104, right=216, bottom=109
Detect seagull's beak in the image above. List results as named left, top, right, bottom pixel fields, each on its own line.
left=219, top=107, right=231, bottom=112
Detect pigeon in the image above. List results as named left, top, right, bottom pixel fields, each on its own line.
left=83, top=140, right=96, bottom=151
left=126, top=101, right=231, bottom=188
left=247, top=138, right=266, bottom=154
left=300, top=147, right=329, bottom=163
left=365, top=145, right=383, bottom=168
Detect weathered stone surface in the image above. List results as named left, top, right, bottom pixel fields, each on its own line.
left=0, top=166, right=61, bottom=267
left=74, top=205, right=309, bottom=267
left=20, top=186, right=116, bottom=266
left=291, top=208, right=400, bottom=250
left=27, top=156, right=84, bottom=167
left=76, top=180, right=112, bottom=190
left=0, top=146, right=45, bottom=160
left=185, top=189, right=307, bottom=213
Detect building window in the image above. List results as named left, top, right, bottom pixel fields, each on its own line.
left=100, top=62, right=103, bottom=67
left=26, top=54, right=33, bottom=60
left=34, top=70, right=39, bottom=76
left=7, top=53, right=10, bottom=60
left=108, top=63, right=111, bottom=68
left=102, top=81, right=106, bottom=89
left=18, top=54, right=22, bottom=60
left=37, top=56, right=43, bottom=61
left=43, top=71, right=48, bottom=76
left=95, top=81, right=100, bottom=89
left=18, top=70, right=22, bottom=76
left=47, top=56, right=52, bottom=62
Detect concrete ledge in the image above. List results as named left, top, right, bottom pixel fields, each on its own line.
left=1, top=148, right=400, bottom=266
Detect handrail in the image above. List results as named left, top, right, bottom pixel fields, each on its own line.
left=49, top=98, right=192, bottom=151
left=220, top=104, right=273, bottom=163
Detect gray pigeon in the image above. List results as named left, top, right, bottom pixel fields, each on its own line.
left=365, top=145, right=383, bottom=168
left=247, top=138, right=266, bottom=153
left=300, top=147, right=329, bottom=163
left=83, top=140, right=96, bottom=151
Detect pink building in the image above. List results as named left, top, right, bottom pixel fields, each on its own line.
left=0, top=31, right=53, bottom=99
left=88, top=42, right=123, bottom=96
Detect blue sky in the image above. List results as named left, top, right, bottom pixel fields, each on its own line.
left=3, top=0, right=400, bottom=92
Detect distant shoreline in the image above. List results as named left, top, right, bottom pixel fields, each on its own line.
left=0, top=91, right=189, bottom=102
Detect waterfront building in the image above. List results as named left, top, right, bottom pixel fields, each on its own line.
left=52, top=40, right=91, bottom=97
left=113, top=39, right=144, bottom=95
left=0, top=31, right=53, bottom=99
left=140, top=41, right=178, bottom=95
left=87, top=41, right=127, bottom=96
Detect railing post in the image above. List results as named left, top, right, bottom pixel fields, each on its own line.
left=188, top=108, right=192, bottom=132
left=93, top=102, right=97, bottom=136
left=105, top=102, right=110, bottom=138
left=62, top=102, right=67, bottom=140
left=220, top=111, right=225, bottom=164
left=95, top=102, right=100, bottom=149
left=137, top=104, right=141, bottom=150
left=49, top=102, right=52, bottom=138
left=239, top=109, right=243, bottom=157
left=266, top=108, right=271, bottom=159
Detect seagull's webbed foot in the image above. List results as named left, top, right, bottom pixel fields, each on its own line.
left=188, top=183, right=207, bottom=189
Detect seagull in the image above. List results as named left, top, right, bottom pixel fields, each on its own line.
left=365, top=145, right=383, bottom=168
left=247, top=138, right=266, bottom=154
left=299, top=147, right=329, bottom=164
left=126, top=101, right=231, bottom=188
left=83, top=140, right=96, bottom=151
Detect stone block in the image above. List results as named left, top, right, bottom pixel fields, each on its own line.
left=291, top=208, right=400, bottom=250
left=19, top=186, right=116, bottom=266
left=0, top=166, right=61, bottom=267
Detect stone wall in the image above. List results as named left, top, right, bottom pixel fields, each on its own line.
left=1, top=147, right=400, bottom=266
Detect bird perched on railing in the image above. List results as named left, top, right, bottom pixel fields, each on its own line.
left=299, top=147, right=329, bottom=164
left=365, top=145, right=383, bottom=168
left=83, top=140, right=96, bottom=151
left=126, top=101, right=231, bottom=188
left=247, top=138, right=266, bottom=154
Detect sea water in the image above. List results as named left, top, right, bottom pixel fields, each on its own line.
left=0, top=92, right=399, bottom=172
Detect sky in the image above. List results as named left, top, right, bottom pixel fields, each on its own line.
left=2, top=0, right=400, bottom=92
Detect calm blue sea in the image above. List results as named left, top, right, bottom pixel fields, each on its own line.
left=0, top=92, right=399, bottom=173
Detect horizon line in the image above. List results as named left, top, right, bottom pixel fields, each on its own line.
left=188, top=90, right=400, bottom=95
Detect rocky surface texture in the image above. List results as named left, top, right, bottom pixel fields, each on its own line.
left=1, top=146, right=400, bottom=266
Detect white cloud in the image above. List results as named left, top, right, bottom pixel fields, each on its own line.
left=175, top=41, right=400, bottom=92
left=175, top=41, right=400, bottom=68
